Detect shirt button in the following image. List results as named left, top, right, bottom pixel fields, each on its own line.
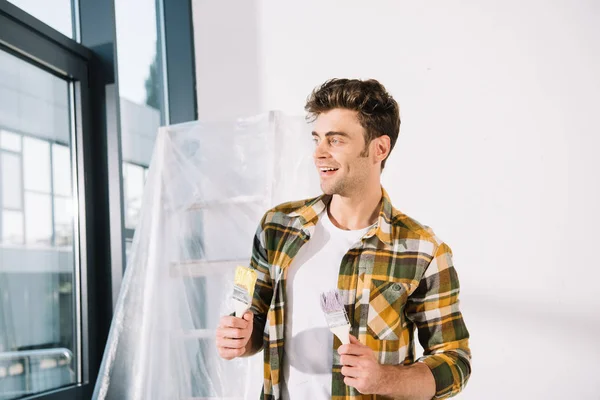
left=392, top=283, right=402, bottom=291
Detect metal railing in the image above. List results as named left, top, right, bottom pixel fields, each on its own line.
left=0, top=348, right=75, bottom=400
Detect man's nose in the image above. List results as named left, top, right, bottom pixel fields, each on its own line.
left=313, top=140, right=329, bottom=159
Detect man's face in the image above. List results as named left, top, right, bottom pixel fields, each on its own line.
left=312, top=108, right=376, bottom=196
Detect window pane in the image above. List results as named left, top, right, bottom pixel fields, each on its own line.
left=116, top=0, right=164, bottom=233
left=0, top=51, right=70, bottom=144
left=0, top=130, right=22, bottom=152
left=1, top=210, right=24, bottom=244
left=52, top=144, right=72, bottom=197
left=1, top=152, right=23, bottom=209
left=7, top=0, right=73, bottom=38
left=24, top=192, right=52, bottom=245
left=123, top=163, right=145, bottom=229
left=54, top=197, right=73, bottom=246
left=0, top=49, right=77, bottom=399
left=23, top=137, right=51, bottom=193
left=115, top=0, right=159, bottom=106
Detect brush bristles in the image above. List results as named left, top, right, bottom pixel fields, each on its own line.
left=320, top=289, right=345, bottom=313
left=234, top=266, right=257, bottom=298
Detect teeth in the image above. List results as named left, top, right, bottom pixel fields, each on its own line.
left=320, top=168, right=337, bottom=171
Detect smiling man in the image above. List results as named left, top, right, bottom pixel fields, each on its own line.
left=216, top=79, right=471, bottom=400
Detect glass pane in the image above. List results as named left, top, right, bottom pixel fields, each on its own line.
left=0, top=130, right=22, bottom=152
left=0, top=49, right=77, bottom=399
left=1, top=152, right=23, bottom=209
left=24, top=192, right=52, bottom=245
left=52, top=144, right=72, bottom=197
left=0, top=51, right=70, bottom=143
left=54, top=197, right=73, bottom=247
left=115, top=0, right=165, bottom=232
left=115, top=0, right=159, bottom=106
left=7, top=0, right=73, bottom=38
left=23, top=137, right=51, bottom=193
left=123, top=163, right=145, bottom=229
left=1, top=210, right=23, bottom=244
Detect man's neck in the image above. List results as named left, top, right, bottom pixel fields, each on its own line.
left=327, top=184, right=382, bottom=231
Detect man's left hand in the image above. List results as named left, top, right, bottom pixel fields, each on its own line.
left=338, top=334, right=385, bottom=394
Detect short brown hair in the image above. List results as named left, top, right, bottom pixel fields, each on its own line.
left=305, top=78, right=400, bottom=169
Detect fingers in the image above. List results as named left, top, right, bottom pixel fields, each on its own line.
left=216, top=327, right=248, bottom=340
left=216, top=326, right=249, bottom=360
left=216, top=330, right=248, bottom=359
left=338, top=334, right=361, bottom=355
left=338, top=343, right=370, bottom=357
left=217, top=347, right=246, bottom=360
left=216, top=336, right=246, bottom=348
left=219, top=315, right=249, bottom=329
left=341, top=365, right=367, bottom=379
left=339, top=354, right=360, bottom=367
left=216, top=313, right=256, bottom=360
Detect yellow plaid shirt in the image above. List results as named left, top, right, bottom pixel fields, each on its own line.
left=249, top=188, right=471, bottom=399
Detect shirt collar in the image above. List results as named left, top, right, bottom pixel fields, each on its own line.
left=288, top=187, right=394, bottom=246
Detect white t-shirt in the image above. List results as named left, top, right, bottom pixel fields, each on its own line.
left=282, top=211, right=371, bottom=400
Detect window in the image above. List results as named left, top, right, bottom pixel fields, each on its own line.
left=122, top=162, right=148, bottom=230
left=116, top=0, right=164, bottom=239
left=1, top=0, right=196, bottom=396
left=1, top=132, right=74, bottom=248
left=0, top=49, right=77, bottom=399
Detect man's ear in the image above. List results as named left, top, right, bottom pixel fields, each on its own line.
left=374, top=135, right=391, bottom=163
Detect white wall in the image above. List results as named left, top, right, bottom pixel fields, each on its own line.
left=193, top=1, right=600, bottom=398
left=193, top=1, right=263, bottom=120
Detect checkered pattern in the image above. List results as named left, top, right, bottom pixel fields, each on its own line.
left=248, top=188, right=471, bottom=399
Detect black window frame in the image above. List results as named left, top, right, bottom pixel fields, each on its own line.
left=0, top=0, right=197, bottom=397
left=0, top=1, right=106, bottom=399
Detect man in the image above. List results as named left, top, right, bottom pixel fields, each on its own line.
left=216, top=79, right=471, bottom=399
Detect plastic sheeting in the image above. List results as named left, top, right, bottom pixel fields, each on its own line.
left=92, top=112, right=320, bottom=399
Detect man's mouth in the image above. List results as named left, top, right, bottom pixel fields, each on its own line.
left=319, top=167, right=339, bottom=176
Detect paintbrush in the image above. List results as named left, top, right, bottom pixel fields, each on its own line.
left=320, top=289, right=350, bottom=345
left=232, top=266, right=257, bottom=318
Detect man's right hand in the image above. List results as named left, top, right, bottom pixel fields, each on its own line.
left=216, top=311, right=254, bottom=360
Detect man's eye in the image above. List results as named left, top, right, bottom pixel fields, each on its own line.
left=330, top=138, right=340, bottom=144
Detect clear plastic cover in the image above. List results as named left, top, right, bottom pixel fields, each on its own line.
left=92, top=112, right=319, bottom=399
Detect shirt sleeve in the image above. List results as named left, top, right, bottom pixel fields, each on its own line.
left=247, top=215, right=274, bottom=341
left=405, top=242, right=472, bottom=399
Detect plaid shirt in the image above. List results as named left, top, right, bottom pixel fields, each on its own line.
left=249, top=188, right=471, bottom=400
